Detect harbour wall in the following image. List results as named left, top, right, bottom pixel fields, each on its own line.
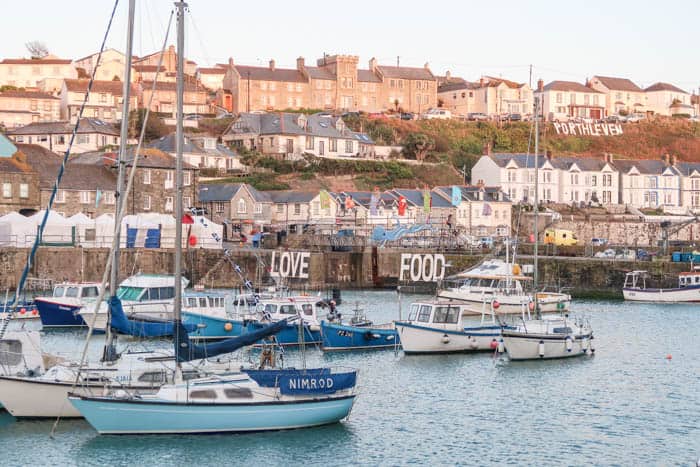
left=0, top=247, right=690, bottom=299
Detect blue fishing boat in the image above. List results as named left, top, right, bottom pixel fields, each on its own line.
left=35, top=282, right=102, bottom=327
left=182, top=292, right=256, bottom=340
left=321, top=321, right=398, bottom=351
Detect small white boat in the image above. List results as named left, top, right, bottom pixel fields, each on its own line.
left=438, top=259, right=571, bottom=313
left=79, top=274, right=189, bottom=332
left=395, top=300, right=504, bottom=354
left=500, top=315, right=594, bottom=360
left=623, top=269, right=700, bottom=302
left=35, top=282, right=103, bottom=327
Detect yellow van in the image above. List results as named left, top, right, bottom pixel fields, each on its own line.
left=544, top=228, right=578, bottom=246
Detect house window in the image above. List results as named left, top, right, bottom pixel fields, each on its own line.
left=183, top=171, right=191, bottom=186
left=183, top=196, right=191, bottom=208
left=312, top=202, right=320, bottom=216
left=143, top=195, right=151, bottom=210
left=294, top=203, right=301, bottom=215
left=305, top=136, right=314, bottom=150
left=2, top=183, right=11, bottom=198
left=164, top=171, right=173, bottom=189
left=569, top=93, right=576, bottom=105
left=591, top=175, right=597, bottom=186
left=100, top=93, right=107, bottom=103
left=165, top=197, right=174, bottom=212
left=80, top=191, right=90, bottom=204
left=330, top=139, right=337, bottom=152
left=254, top=203, right=262, bottom=214
left=55, top=190, right=65, bottom=204
left=143, top=169, right=151, bottom=185
left=593, top=95, right=599, bottom=105
left=104, top=192, right=115, bottom=205
left=345, top=140, right=353, bottom=153
left=215, top=202, right=225, bottom=213
left=276, top=204, right=284, bottom=214
left=556, top=93, right=562, bottom=103
left=237, top=198, right=246, bottom=214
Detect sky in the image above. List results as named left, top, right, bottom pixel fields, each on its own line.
left=1, top=0, right=699, bottom=91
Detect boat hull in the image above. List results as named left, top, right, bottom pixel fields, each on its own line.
left=395, top=321, right=501, bottom=354
left=246, top=321, right=321, bottom=346
left=623, top=286, right=700, bottom=302
left=321, top=321, right=398, bottom=351
left=69, top=394, right=356, bottom=434
left=501, top=332, right=593, bottom=360
left=182, top=312, right=247, bottom=340
left=35, top=298, right=85, bottom=327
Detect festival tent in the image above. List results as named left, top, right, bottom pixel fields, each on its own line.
left=0, top=212, right=37, bottom=247
left=121, top=213, right=176, bottom=248
left=28, top=211, right=75, bottom=246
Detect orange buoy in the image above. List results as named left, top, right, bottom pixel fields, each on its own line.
left=189, top=235, right=197, bottom=247
left=492, top=300, right=500, bottom=310
left=490, top=339, right=498, bottom=350
left=19, top=308, right=26, bottom=314
left=224, top=322, right=233, bottom=332
left=666, top=354, right=672, bottom=360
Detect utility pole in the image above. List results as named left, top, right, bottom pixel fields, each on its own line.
left=529, top=64, right=532, bottom=89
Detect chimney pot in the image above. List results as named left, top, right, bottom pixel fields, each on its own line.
left=479, top=77, right=485, bottom=87
left=269, top=59, right=275, bottom=71
left=483, top=141, right=492, bottom=155
left=446, top=70, right=451, bottom=80
left=296, top=56, right=305, bottom=70
left=228, top=57, right=234, bottom=67
left=537, top=79, right=544, bottom=92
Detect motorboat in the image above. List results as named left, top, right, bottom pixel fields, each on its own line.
left=500, top=314, right=594, bottom=360
left=78, top=274, right=189, bottom=332
left=35, top=282, right=102, bottom=327
left=623, top=269, right=700, bottom=302
left=438, top=259, right=571, bottom=313
left=182, top=292, right=259, bottom=340
left=321, top=304, right=398, bottom=351
left=395, top=300, right=506, bottom=354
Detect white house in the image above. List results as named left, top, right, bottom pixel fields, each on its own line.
left=0, top=56, right=77, bottom=91
left=588, top=75, right=645, bottom=116
left=644, top=83, right=693, bottom=117
left=537, top=80, right=606, bottom=121
left=676, top=161, right=700, bottom=212
left=149, top=133, right=245, bottom=172
left=433, top=185, right=512, bottom=236
left=222, top=112, right=375, bottom=160
left=550, top=155, right=619, bottom=204
left=6, top=119, right=120, bottom=154
left=197, top=67, right=227, bottom=91
left=614, top=156, right=681, bottom=209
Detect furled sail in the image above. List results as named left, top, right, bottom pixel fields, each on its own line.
left=108, top=296, right=196, bottom=337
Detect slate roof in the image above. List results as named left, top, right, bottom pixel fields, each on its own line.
left=266, top=191, right=317, bottom=203
left=198, top=183, right=241, bottom=202
left=245, top=184, right=272, bottom=202
left=305, top=67, right=336, bottom=80
left=149, top=133, right=237, bottom=158
left=676, top=162, right=700, bottom=176
left=390, top=188, right=452, bottom=208
left=357, top=69, right=381, bottom=83
left=542, top=81, right=603, bottom=93
left=377, top=65, right=434, bottom=81
left=483, top=76, right=525, bottom=89
left=438, top=81, right=479, bottom=93
left=644, top=82, right=688, bottom=94
left=7, top=118, right=119, bottom=136
left=489, top=153, right=549, bottom=169
left=198, top=67, right=226, bottom=74
left=592, top=76, right=642, bottom=92
left=613, top=159, right=679, bottom=175
left=71, top=148, right=197, bottom=170
left=234, top=65, right=306, bottom=83
left=63, top=79, right=136, bottom=96
left=548, top=156, right=611, bottom=171
left=0, top=90, right=58, bottom=100
left=433, top=185, right=510, bottom=203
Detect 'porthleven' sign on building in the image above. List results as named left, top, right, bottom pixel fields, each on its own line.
left=552, top=122, right=623, bottom=136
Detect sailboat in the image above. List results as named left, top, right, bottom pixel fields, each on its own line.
left=500, top=86, right=594, bottom=360
left=68, top=2, right=358, bottom=434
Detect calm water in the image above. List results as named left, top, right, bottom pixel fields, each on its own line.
left=1, top=291, right=699, bottom=466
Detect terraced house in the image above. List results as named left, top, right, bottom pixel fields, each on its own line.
left=0, top=56, right=77, bottom=92
left=222, top=112, right=375, bottom=160
left=0, top=90, right=60, bottom=128
left=7, top=118, right=120, bottom=153
left=222, top=54, right=437, bottom=114
left=438, top=75, right=533, bottom=118
left=60, top=79, right=138, bottom=123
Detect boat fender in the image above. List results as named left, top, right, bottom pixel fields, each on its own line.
left=590, top=334, right=595, bottom=354
left=497, top=339, right=505, bottom=353
left=565, top=336, right=573, bottom=353
left=386, top=335, right=395, bottom=341
left=224, top=322, right=233, bottom=332
left=528, top=302, right=535, bottom=311
left=538, top=340, right=545, bottom=358
left=442, top=334, right=450, bottom=344
left=32, top=309, right=38, bottom=315
left=489, top=339, right=498, bottom=350
left=364, top=330, right=374, bottom=340
left=492, top=300, right=500, bottom=310
left=19, top=308, right=26, bottom=314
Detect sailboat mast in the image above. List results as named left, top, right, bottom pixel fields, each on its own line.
left=174, top=1, right=186, bottom=332
left=533, top=93, right=540, bottom=316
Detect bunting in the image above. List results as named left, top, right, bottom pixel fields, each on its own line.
left=423, top=187, right=431, bottom=213
left=398, top=196, right=407, bottom=216
left=370, top=187, right=380, bottom=216
left=319, top=190, right=331, bottom=210
left=451, top=186, right=461, bottom=207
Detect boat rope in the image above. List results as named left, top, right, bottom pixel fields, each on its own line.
left=50, top=7, right=175, bottom=438
left=0, top=2, right=122, bottom=341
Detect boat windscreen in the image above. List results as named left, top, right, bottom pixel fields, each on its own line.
left=117, top=286, right=144, bottom=301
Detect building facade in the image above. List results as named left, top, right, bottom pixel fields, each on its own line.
left=7, top=119, right=120, bottom=153
left=588, top=75, right=645, bottom=116
left=139, top=80, right=209, bottom=114
left=73, top=48, right=128, bottom=82
left=644, top=83, right=693, bottom=117
left=0, top=57, right=77, bottom=90
left=0, top=90, right=60, bottom=128
left=61, top=79, right=138, bottom=123
left=537, top=80, right=606, bottom=121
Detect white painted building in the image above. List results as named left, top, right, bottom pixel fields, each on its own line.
left=550, top=155, right=619, bottom=204
left=537, top=80, right=606, bottom=121
left=614, top=157, right=681, bottom=209
left=644, top=83, right=694, bottom=117
left=588, top=75, right=645, bottom=116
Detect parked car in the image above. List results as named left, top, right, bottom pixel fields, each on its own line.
left=367, top=112, right=388, bottom=120
left=595, top=248, right=616, bottom=259
left=400, top=112, right=415, bottom=120
left=615, top=249, right=636, bottom=261
left=506, top=113, right=523, bottom=122
left=478, top=236, right=494, bottom=248
left=625, top=113, right=645, bottom=123
left=421, top=108, right=452, bottom=120
left=605, top=115, right=624, bottom=123
left=467, top=112, right=489, bottom=121
left=590, top=238, right=608, bottom=247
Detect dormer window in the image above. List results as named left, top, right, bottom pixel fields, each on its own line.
left=297, top=114, right=307, bottom=129
left=335, top=119, right=345, bottom=132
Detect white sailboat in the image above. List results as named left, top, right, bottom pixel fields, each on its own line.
left=500, top=86, right=595, bottom=360
left=68, top=2, right=358, bottom=434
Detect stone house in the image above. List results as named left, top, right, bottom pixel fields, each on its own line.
left=197, top=67, right=226, bottom=91
left=198, top=183, right=241, bottom=239
left=60, top=79, right=138, bottom=123
left=267, top=191, right=318, bottom=233
left=73, top=48, right=128, bottom=82
left=222, top=112, right=375, bottom=160
left=536, top=80, right=606, bottom=121
left=0, top=90, right=61, bottom=128
left=437, top=79, right=481, bottom=117
left=0, top=137, right=41, bottom=215
left=588, top=76, right=645, bottom=116
left=644, top=83, right=693, bottom=117
left=139, top=80, right=209, bottom=114
left=133, top=45, right=197, bottom=77
left=71, top=148, right=199, bottom=215
left=0, top=56, right=77, bottom=91
left=222, top=54, right=437, bottom=114
left=149, top=133, right=245, bottom=172
left=7, top=118, right=120, bottom=154
left=197, top=183, right=272, bottom=236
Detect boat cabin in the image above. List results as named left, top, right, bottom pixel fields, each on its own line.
left=256, top=296, right=325, bottom=325
left=407, top=300, right=493, bottom=328
left=623, top=271, right=648, bottom=290
left=52, top=282, right=101, bottom=300
left=0, top=331, right=44, bottom=375
left=677, top=270, right=700, bottom=288
left=116, top=274, right=189, bottom=303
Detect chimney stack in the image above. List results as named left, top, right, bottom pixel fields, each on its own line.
left=424, top=62, right=430, bottom=70
left=604, top=152, right=615, bottom=164
left=269, top=59, right=275, bottom=71
left=296, top=56, right=305, bottom=70
left=479, top=77, right=485, bottom=87
left=537, top=79, right=544, bottom=92
left=483, top=141, right=492, bottom=155
left=546, top=149, right=552, bottom=160
left=228, top=57, right=234, bottom=68
left=662, top=153, right=670, bottom=164
left=445, top=70, right=451, bottom=80
left=670, top=154, right=677, bottom=166
left=369, top=57, right=377, bottom=72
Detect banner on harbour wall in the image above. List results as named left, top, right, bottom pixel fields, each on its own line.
left=270, top=251, right=311, bottom=279
left=552, top=122, right=623, bottom=136
left=399, top=253, right=446, bottom=282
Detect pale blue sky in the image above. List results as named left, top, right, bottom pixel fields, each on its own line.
left=2, top=0, right=698, bottom=91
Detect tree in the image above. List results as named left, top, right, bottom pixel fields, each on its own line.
left=25, top=41, right=49, bottom=59
left=128, top=108, right=170, bottom=141
left=402, top=133, right=435, bottom=161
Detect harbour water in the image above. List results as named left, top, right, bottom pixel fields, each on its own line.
left=1, top=291, right=698, bottom=466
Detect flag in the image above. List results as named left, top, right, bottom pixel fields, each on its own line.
left=370, top=188, right=379, bottom=216
left=319, top=190, right=330, bottom=210
left=95, top=189, right=102, bottom=208
left=398, top=196, right=407, bottom=216
left=482, top=203, right=492, bottom=216
left=234, top=264, right=242, bottom=274
left=423, top=187, right=431, bottom=213
left=182, top=213, right=194, bottom=224
left=451, top=186, right=461, bottom=207
left=344, top=196, right=355, bottom=211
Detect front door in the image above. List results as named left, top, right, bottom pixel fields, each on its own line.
left=319, top=140, right=325, bottom=156
left=286, top=138, right=294, bottom=154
